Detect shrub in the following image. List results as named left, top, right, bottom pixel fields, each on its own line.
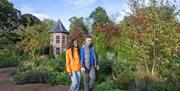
left=18, top=59, right=43, bottom=72
left=113, top=58, right=136, bottom=75
left=95, top=57, right=114, bottom=84
left=155, top=73, right=180, bottom=91
left=96, top=74, right=108, bottom=84
left=11, top=71, right=23, bottom=84
left=99, top=58, right=113, bottom=76
left=47, top=57, right=65, bottom=72
left=115, top=70, right=135, bottom=90
left=11, top=52, right=70, bottom=85
left=94, top=80, right=121, bottom=91
left=48, top=72, right=70, bottom=85
left=0, top=50, right=21, bottom=68
left=12, top=69, right=50, bottom=84
left=128, top=76, right=155, bottom=91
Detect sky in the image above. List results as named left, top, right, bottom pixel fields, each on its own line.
left=9, top=0, right=180, bottom=29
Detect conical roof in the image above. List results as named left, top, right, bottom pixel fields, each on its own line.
left=49, top=19, right=69, bottom=34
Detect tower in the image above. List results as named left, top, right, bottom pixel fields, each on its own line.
left=49, top=19, right=69, bottom=56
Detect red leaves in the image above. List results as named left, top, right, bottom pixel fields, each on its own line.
left=93, top=22, right=120, bottom=48
left=68, top=27, right=85, bottom=46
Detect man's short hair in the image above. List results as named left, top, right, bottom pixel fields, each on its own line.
left=86, top=35, right=92, bottom=38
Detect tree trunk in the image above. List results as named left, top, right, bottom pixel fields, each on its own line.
left=141, top=45, right=150, bottom=74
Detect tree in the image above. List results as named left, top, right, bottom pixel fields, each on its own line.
left=93, top=22, right=120, bottom=49
left=0, top=0, right=21, bottom=30
left=0, top=0, right=40, bottom=30
left=16, top=19, right=53, bottom=59
left=90, top=7, right=110, bottom=29
left=0, top=0, right=41, bottom=49
left=69, top=16, right=89, bottom=34
left=93, top=22, right=120, bottom=59
left=67, top=27, right=85, bottom=46
left=19, top=14, right=41, bottom=28
left=116, top=0, right=180, bottom=76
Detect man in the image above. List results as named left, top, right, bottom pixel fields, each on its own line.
left=80, top=35, right=99, bottom=91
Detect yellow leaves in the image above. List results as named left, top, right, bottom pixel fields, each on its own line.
left=16, top=22, right=51, bottom=58
left=176, top=64, right=180, bottom=68
left=165, top=60, right=169, bottom=64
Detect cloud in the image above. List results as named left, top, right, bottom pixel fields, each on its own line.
left=18, top=5, right=49, bottom=20
left=31, top=13, right=50, bottom=20
left=70, top=0, right=96, bottom=8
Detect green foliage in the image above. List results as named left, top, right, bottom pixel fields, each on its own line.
left=0, top=29, right=20, bottom=49
left=94, top=80, right=120, bottom=91
left=18, top=54, right=65, bottom=72
left=92, top=2, right=179, bottom=91
left=157, top=57, right=180, bottom=79
left=0, top=0, right=21, bottom=30
left=90, top=7, right=109, bottom=27
left=0, top=50, right=18, bottom=67
left=69, top=16, right=89, bottom=34
left=47, top=56, right=66, bottom=72
left=0, top=0, right=41, bottom=51
left=48, top=72, right=70, bottom=85
left=113, top=58, right=136, bottom=75
left=11, top=71, right=23, bottom=84
left=19, top=14, right=41, bottom=27
left=99, top=59, right=113, bottom=76
left=93, top=34, right=107, bottom=58
left=116, top=32, right=141, bottom=62
left=118, top=0, right=180, bottom=76
left=48, top=46, right=55, bottom=58
left=58, top=51, right=66, bottom=62
left=12, top=69, right=49, bottom=84
left=115, top=70, right=135, bottom=90
left=12, top=53, right=68, bottom=85
left=93, top=22, right=120, bottom=52
left=155, top=74, right=180, bottom=91
left=96, top=58, right=114, bottom=84
left=0, top=0, right=41, bottom=30
left=129, top=76, right=155, bottom=91
left=0, top=49, right=28, bottom=68
left=16, top=20, right=53, bottom=59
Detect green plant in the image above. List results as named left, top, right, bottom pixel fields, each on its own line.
left=18, top=59, right=43, bottom=72
left=11, top=71, right=24, bottom=84
left=47, top=57, right=66, bottom=72
left=12, top=69, right=49, bottom=84
left=94, top=80, right=120, bottom=91
left=48, top=72, right=70, bottom=85
left=99, top=59, right=113, bottom=76
left=0, top=49, right=24, bottom=68
left=155, top=73, right=180, bottom=91
left=12, top=55, right=69, bottom=85
left=113, top=58, right=136, bottom=75
left=129, top=76, right=155, bottom=91
left=115, top=70, right=135, bottom=90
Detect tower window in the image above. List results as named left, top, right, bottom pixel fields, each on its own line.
left=56, top=36, right=60, bottom=43
left=62, top=35, right=65, bottom=43
left=56, top=47, right=60, bottom=54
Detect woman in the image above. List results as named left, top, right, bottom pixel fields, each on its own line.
left=66, top=38, right=81, bottom=91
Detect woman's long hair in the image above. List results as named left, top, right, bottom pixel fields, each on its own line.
left=68, top=38, right=79, bottom=58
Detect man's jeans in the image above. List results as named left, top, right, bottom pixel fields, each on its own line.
left=70, top=71, right=81, bottom=91
left=82, top=66, right=96, bottom=91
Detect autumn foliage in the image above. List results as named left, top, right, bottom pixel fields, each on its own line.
left=93, top=22, right=120, bottom=49
left=67, top=27, right=85, bottom=46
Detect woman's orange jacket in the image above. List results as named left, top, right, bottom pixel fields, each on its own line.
left=66, top=48, right=81, bottom=73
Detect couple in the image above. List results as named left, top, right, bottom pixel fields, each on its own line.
left=66, top=35, right=99, bottom=91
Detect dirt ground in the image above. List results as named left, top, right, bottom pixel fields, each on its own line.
left=0, top=67, right=71, bottom=91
